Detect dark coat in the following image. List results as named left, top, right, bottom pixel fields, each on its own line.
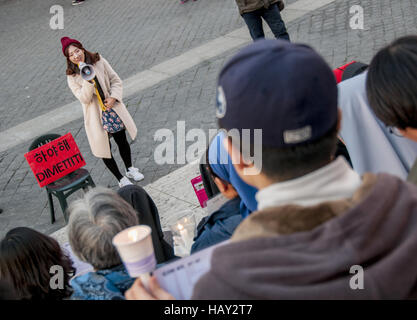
left=191, top=197, right=243, bottom=254
left=235, top=0, right=280, bottom=15
left=118, top=185, right=176, bottom=264
left=192, top=173, right=417, bottom=299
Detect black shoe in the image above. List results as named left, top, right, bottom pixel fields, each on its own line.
left=278, top=0, right=285, bottom=11
left=72, top=0, right=85, bottom=5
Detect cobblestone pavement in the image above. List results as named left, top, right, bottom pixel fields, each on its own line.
left=0, top=0, right=416, bottom=238
left=0, top=0, right=245, bottom=131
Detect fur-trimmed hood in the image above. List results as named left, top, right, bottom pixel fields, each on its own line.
left=192, top=173, right=417, bottom=299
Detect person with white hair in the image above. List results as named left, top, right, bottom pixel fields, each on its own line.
left=68, top=186, right=175, bottom=300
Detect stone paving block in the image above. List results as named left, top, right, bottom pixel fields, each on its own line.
left=143, top=187, right=206, bottom=232
left=149, top=162, right=202, bottom=206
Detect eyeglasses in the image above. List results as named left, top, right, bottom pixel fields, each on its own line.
left=69, top=48, right=82, bottom=58
left=388, top=126, right=404, bottom=137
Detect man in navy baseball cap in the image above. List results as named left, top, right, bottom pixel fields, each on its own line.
left=125, top=39, right=417, bottom=300
left=215, top=39, right=341, bottom=184
left=191, top=39, right=417, bottom=299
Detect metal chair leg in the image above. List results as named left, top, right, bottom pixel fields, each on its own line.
left=57, top=192, right=69, bottom=223
left=47, top=190, right=56, bottom=224
left=82, top=176, right=95, bottom=193
left=88, top=175, right=96, bottom=188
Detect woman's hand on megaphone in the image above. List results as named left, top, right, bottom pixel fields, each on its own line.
left=104, top=97, right=116, bottom=110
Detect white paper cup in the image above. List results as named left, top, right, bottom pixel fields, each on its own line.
left=112, top=225, right=156, bottom=281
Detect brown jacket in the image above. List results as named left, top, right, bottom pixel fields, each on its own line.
left=192, top=173, right=417, bottom=299
left=235, top=0, right=280, bottom=15
left=67, top=56, right=137, bottom=159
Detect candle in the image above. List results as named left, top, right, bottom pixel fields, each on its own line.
left=124, top=229, right=151, bottom=289
left=177, top=223, right=193, bottom=251
left=112, top=225, right=156, bottom=290
left=128, top=229, right=139, bottom=242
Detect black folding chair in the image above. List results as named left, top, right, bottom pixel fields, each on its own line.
left=28, top=133, right=95, bottom=224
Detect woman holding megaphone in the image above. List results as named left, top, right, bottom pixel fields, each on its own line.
left=61, top=37, right=144, bottom=188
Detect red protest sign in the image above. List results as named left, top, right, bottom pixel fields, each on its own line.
left=24, top=133, right=86, bottom=187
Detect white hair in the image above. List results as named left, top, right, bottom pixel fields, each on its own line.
left=67, top=187, right=139, bottom=270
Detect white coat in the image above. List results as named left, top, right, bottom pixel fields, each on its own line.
left=67, top=56, right=137, bottom=158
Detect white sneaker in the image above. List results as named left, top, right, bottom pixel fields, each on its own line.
left=118, top=176, right=133, bottom=188
left=126, top=167, right=145, bottom=182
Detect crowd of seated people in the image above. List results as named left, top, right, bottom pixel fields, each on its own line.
left=1, top=35, right=417, bottom=300
left=0, top=186, right=175, bottom=300
left=127, top=36, right=417, bottom=300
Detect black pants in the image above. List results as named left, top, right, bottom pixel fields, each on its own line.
left=242, top=4, right=290, bottom=41
left=117, top=185, right=176, bottom=264
left=102, top=129, right=132, bottom=181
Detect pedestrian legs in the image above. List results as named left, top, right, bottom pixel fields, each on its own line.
left=262, top=4, right=290, bottom=41
left=242, top=9, right=265, bottom=40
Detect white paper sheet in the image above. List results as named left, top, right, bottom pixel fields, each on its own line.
left=154, top=241, right=227, bottom=300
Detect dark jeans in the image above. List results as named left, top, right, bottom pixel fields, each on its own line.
left=242, top=4, right=290, bottom=41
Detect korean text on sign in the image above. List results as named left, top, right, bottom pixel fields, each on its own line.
left=24, top=133, right=86, bottom=187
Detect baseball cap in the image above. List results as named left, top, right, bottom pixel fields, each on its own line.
left=216, top=39, right=338, bottom=147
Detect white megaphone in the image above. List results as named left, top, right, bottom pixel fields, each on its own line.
left=79, top=62, right=96, bottom=81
